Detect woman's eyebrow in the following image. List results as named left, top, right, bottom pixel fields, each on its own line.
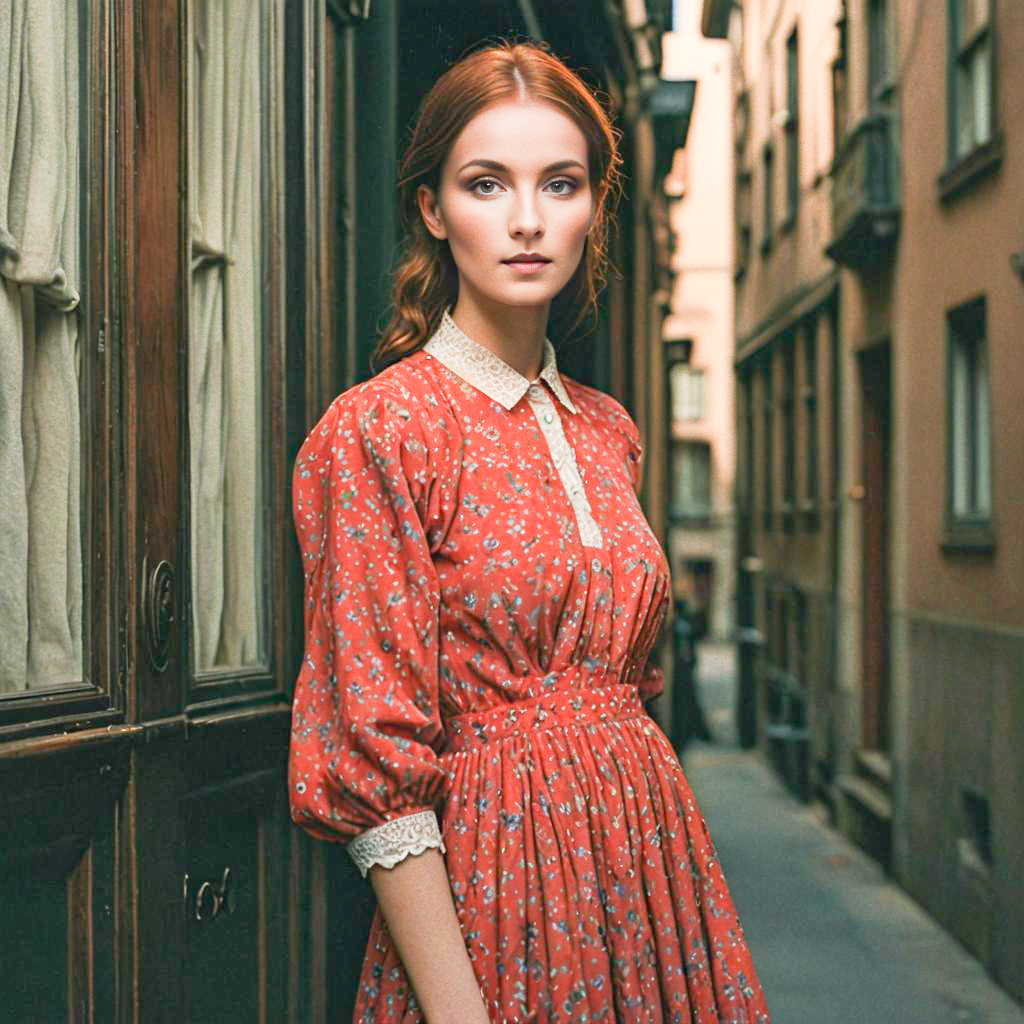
left=456, top=158, right=586, bottom=174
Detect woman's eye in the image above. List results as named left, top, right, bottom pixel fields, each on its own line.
left=547, top=178, right=578, bottom=196
left=470, top=178, right=501, bottom=196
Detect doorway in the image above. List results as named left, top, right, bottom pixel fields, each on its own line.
left=858, top=341, right=891, bottom=754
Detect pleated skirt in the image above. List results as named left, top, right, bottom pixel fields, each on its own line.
left=353, top=685, right=772, bottom=1024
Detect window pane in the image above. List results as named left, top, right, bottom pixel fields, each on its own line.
left=188, top=0, right=274, bottom=672
left=950, top=315, right=991, bottom=523
left=868, top=0, right=890, bottom=94
left=674, top=442, right=712, bottom=515
left=951, top=341, right=969, bottom=516
left=974, top=339, right=991, bottom=516
left=970, top=40, right=993, bottom=147
left=956, top=61, right=976, bottom=156
left=803, top=326, right=819, bottom=504
left=670, top=365, right=705, bottom=421
left=786, top=125, right=799, bottom=217
left=0, top=0, right=85, bottom=694
left=786, top=31, right=799, bottom=114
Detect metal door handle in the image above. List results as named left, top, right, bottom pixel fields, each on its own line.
left=142, top=555, right=175, bottom=671
left=183, top=867, right=233, bottom=922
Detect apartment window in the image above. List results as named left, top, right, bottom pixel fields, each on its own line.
left=671, top=441, right=713, bottom=522
left=802, top=319, right=820, bottom=524
left=762, top=356, right=774, bottom=530
left=949, top=0, right=994, bottom=161
left=868, top=0, right=892, bottom=105
left=945, top=297, right=993, bottom=549
left=784, top=28, right=800, bottom=227
left=741, top=370, right=756, bottom=521
left=781, top=333, right=796, bottom=529
left=761, top=142, right=775, bottom=254
left=670, top=365, right=705, bottom=421
left=736, top=168, right=752, bottom=278
left=736, top=89, right=750, bottom=155
left=735, top=89, right=752, bottom=277
left=827, top=300, right=841, bottom=508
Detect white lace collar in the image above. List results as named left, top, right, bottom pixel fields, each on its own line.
left=422, top=308, right=577, bottom=414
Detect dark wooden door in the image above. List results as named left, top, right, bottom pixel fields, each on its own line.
left=858, top=341, right=891, bottom=753
left=129, top=1, right=301, bottom=1019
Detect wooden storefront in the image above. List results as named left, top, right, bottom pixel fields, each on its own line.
left=0, top=2, right=676, bottom=1020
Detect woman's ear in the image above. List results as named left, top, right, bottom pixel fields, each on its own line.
left=417, top=184, right=447, bottom=241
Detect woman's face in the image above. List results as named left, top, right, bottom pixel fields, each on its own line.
left=417, top=99, right=595, bottom=311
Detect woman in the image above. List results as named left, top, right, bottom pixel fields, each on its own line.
left=289, top=39, right=771, bottom=1024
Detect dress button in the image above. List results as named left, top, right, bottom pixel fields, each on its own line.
left=543, top=412, right=554, bottom=424
left=528, top=384, right=544, bottom=400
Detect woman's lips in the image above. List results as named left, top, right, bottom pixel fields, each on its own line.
left=503, top=259, right=550, bottom=274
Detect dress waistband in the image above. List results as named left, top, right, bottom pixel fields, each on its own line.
left=441, top=682, right=647, bottom=754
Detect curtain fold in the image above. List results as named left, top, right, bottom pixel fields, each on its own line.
left=189, top=0, right=265, bottom=671
left=0, top=0, right=82, bottom=693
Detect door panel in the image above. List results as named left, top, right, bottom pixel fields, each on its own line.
left=183, top=747, right=288, bottom=1024
left=0, top=746, right=124, bottom=1024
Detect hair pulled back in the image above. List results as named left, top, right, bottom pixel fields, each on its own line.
left=372, top=39, right=623, bottom=371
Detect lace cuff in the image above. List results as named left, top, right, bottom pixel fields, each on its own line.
left=346, top=809, right=446, bottom=879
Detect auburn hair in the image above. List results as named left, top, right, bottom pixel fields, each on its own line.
left=371, top=38, right=624, bottom=372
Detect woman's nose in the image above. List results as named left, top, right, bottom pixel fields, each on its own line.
left=509, top=194, right=544, bottom=240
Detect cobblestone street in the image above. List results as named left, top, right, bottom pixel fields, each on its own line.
left=679, top=643, right=1024, bottom=1024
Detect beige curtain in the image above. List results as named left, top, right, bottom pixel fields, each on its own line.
left=0, top=0, right=82, bottom=693
left=189, top=0, right=266, bottom=670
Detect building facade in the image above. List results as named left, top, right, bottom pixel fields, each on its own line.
left=661, top=8, right=738, bottom=643
left=704, top=0, right=1024, bottom=1003
left=0, top=2, right=682, bottom=1019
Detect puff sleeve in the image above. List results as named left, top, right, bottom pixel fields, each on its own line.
left=288, top=382, right=449, bottom=878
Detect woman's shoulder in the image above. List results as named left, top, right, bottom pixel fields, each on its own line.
left=295, top=350, right=455, bottom=479
left=304, top=351, right=440, bottom=437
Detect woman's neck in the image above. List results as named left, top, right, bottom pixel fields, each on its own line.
left=449, top=295, right=550, bottom=381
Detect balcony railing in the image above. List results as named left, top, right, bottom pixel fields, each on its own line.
left=826, top=112, right=901, bottom=268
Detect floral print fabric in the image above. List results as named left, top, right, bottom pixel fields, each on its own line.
left=288, top=319, right=771, bottom=1022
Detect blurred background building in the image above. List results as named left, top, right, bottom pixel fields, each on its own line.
left=702, top=0, right=1024, bottom=1004
left=661, top=7, right=737, bottom=644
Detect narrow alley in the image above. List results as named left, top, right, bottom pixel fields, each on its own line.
left=681, top=644, right=1024, bottom=1024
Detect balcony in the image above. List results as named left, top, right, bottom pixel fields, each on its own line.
left=826, top=112, right=900, bottom=269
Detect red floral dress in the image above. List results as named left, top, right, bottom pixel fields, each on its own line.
left=288, top=310, right=771, bottom=1023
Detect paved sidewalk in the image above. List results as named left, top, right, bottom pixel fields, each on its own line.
left=676, top=643, right=1024, bottom=1024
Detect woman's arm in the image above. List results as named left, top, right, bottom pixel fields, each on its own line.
left=368, top=847, right=490, bottom=1024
